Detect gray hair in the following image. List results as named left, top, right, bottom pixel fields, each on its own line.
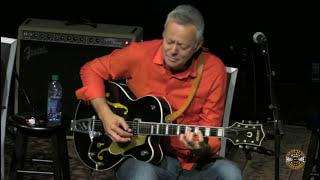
left=165, top=4, right=205, bottom=41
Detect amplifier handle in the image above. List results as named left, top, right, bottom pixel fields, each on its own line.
left=65, top=18, right=97, bottom=28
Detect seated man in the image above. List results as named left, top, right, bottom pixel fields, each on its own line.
left=76, top=4, right=242, bottom=180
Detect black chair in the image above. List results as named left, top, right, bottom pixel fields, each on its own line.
left=219, top=67, right=238, bottom=157
left=1, top=36, right=17, bottom=180
left=9, top=112, right=70, bottom=180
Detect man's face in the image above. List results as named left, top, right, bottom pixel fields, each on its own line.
left=162, top=21, right=202, bottom=72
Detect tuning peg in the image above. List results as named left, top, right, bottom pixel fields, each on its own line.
left=242, top=120, right=245, bottom=123
left=239, top=145, right=243, bottom=149
left=256, top=121, right=259, bottom=124
left=248, top=120, right=252, bottom=124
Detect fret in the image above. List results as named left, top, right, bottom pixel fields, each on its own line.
left=130, top=122, right=135, bottom=134
left=150, top=124, right=154, bottom=134
left=205, top=127, right=210, bottom=136
left=133, top=122, right=139, bottom=134
left=136, top=122, right=140, bottom=134
left=194, top=126, right=199, bottom=134
left=217, top=128, right=223, bottom=137
left=148, top=124, right=152, bottom=134
left=152, top=124, right=156, bottom=135
left=177, top=125, right=180, bottom=135
left=165, top=124, right=169, bottom=135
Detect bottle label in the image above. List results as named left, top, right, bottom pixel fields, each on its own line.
left=47, top=97, right=62, bottom=125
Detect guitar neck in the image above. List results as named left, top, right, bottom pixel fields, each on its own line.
left=129, top=121, right=224, bottom=137
left=72, top=117, right=264, bottom=146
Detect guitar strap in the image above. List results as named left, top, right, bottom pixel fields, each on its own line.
left=165, top=50, right=206, bottom=123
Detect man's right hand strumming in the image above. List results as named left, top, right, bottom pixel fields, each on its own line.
left=90, top=98, right=132, bottom=143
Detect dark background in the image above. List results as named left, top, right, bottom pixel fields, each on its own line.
left=2, top=0, right=319, bottom=127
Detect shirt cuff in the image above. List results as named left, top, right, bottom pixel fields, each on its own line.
left=75, top=84, right=105, bottom=101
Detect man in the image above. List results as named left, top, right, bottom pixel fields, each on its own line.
left=76, top=4, right=242, bottom=180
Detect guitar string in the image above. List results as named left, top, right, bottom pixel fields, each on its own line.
left=88, top=120, right=259, bottom=133
left=81, top=121, right=261, bottom=144
left=93, top=121, right=219, bottom=131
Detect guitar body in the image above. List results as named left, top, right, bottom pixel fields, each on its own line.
left=73, top=81, right=172, bottom=171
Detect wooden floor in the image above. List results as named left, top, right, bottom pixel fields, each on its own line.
left=4, top=124, right=314, bottom=180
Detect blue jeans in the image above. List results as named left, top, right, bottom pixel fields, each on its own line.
left=116, top=156, right=242, bottom=180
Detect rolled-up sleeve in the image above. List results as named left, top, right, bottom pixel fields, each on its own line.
left=75, top=46, right=133, bottom=101
left=75, top=58, right=109, bottom=101
left=202, top=70, right=227, bottom=155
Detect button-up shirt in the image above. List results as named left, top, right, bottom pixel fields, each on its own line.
left=76, top=39, right=227, bottom=170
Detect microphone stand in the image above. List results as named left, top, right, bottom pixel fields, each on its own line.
left=259, top=42, right=284, bottom=180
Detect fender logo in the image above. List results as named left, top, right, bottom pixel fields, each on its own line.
left=23, top=46, right=48, bottom=61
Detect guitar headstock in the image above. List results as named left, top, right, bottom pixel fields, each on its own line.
left=226, top=121, right=265, bottom=146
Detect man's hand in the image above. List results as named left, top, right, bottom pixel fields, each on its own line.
left=102, top=112, right=132, bottom=142
left=179, top=127, right=212, bottom=157
left=91, top=98, right=132, bottom=143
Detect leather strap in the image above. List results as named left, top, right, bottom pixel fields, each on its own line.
left=165, top=52, right=206, bottom=123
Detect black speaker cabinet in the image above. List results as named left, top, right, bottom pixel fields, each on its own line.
left=15, top=18, right=143, bottom=121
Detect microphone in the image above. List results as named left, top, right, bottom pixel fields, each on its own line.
left=253, top=32, right=267, bottom=44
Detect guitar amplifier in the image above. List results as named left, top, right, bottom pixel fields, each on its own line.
left=14, top=18, right=143, bottom=122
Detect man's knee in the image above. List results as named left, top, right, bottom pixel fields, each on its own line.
left=116, top=158, right=157, bottom=180
left=203, top=159, right=242, bottom=180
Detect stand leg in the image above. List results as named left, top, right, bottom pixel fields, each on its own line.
left=274, top=130, right=281, bottom=180
left=303, top=129, right=319, bottom=180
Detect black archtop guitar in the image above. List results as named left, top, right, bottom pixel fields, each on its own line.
left=71, top=81, right=265, bottom=171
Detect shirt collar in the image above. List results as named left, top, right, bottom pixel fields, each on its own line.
left=152, top=42, right=198, bottom=79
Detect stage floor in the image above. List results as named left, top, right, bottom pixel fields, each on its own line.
left=4, top=124, right=311, bottom=180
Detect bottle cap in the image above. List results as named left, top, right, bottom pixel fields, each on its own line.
left=52, top=74, right=59, bottom=81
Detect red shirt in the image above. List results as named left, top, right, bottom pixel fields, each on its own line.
left=76, top=39, right=227, bottom=170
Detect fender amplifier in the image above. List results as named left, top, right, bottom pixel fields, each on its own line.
left=14, top=18, right=143, bottom=121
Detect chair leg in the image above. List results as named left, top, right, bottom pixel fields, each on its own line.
left=52, top=129, right=70, bottom=180
left=10, top=130, right=28, bottom=180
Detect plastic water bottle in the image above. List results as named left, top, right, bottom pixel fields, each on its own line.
left=47, top=74, right=62, bottom=126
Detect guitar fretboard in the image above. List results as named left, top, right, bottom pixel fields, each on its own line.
left=128, top=121, right=224, bottom=137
